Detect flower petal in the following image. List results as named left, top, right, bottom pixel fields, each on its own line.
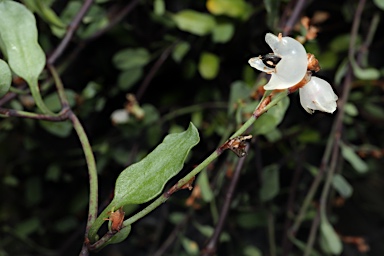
left=248, top=56, right=275, bottom=73
left=263, top=33, right=308, bottom=90
left=299, top=77, right=338, bottom=114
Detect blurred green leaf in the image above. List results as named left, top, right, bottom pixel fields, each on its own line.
left=332, top=174, right=353, bottom=198
left=340, top=143, right=368, bottom=173
left=253, top=96, right=289, bottom=135
left=350, top=58, right=380, bottom=80
left=53, top=216, right=78, bottom=233
left=197, top=169, right=214, bottom=202
left=198, top=52, right=220, bottom=80
left=82, top=81, right=101, bottom=99
left=243, top=246, right=262, bottom=256
left=228, top=81, right=251, bottom=115
left=319, top=218, right=342, bottom=254
left=207, top=0, right=252, bottom=19
left=373, top=0, right=384, bottom=10
left=171, top=10, right=216, bottom=36
left=0, top=59, right=11, bottom=97
left=297, top=129, right=321, bottom=143
left=39, top=120, right=73, bottom=138
left=14, top=217, right=40, bottom=238
left=260, top=164, right=280, bottom=202
left=113, top=48, right=151, bottom=70
left=236, top=212, right=267, bottom=228
left=24, top=0, right=65, bottom=28
left=25, top=177, right=42, bottom=206
left=344, top=102, right=358, bottom=117
left=154, top=0, right=165, bottom=15
left=363, top=102, right=384, bottom=119
left=43, top=90, right=77, bottom=112
left=117, top=68, right=143, bottom=90
left=212, top=22, right=234, bottom=43
left=193, top=222, right=230, bottom=242
left=181, top=237, right=199, bottom=255
left=172, top=41, right=190, bottom=63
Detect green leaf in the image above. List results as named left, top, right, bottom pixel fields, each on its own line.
left=260, top=164, right=280, bottom=202
left=0, top=59, right=11, bottom=97
left=207, top=0, right=252, bottom=19
left=114, top=123, right=199, bottom=204
left=100, top=225, right=131, bottom=249
left=117, top=68, right=143, bottom=90
left=43, top=90, right=77, bottom=112
left=39, top=120, right=73, bottom=138
left=0, top=1, right=51, bottom=114
left=350, top=58, right=380, bottom=80
left=172, top=41, right=190, bottom=63
left=340, top=143, right=368, bottom=173
left=212, top=22, right=235, bottom=43
left=332, top=174, right=353, bottom=198
left=153, top=0, right=165, bottom=16
left=113, top=48, right=151, bottom=70
left=373, top=0, right=384, bottom=10
left=171, top=10, right=216, bottom=36
left=89, top=123, right=200, bottom=241
left=253, top=96, right=289, bottom=135
left=181, top=237, right=199, bottom=255
left=197, top=169, right=214, bottom=202
left=24, top=0, right=66, bottom=28
left=228, top=80, right=251, bottom=115
left=198, top=52, right=220, bottom=80
left=319, top=218, right=342, bottom=254
left=243, top=246, right=262, bottom=256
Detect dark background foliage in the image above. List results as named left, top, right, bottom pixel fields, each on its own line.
left=1, top=0, right=384, bottom=255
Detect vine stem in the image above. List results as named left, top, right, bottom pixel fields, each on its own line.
left=48, top=65, right=98, bottom=255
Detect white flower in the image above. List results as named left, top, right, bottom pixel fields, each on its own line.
left=299, top=77, right=338, bottom=114
left=248, top=33, right=308, bottom=90
left=248, top=33, right=338, bottom=114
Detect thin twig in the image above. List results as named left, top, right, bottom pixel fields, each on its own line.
left=201, top=144, right=249, bottom=256
left=136, top=43, right=177, bottom=100
left=48, top=0, right=94, bottom=65
left=282, top=0, right=308, bottom=36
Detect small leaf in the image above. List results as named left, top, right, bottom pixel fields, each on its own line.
left=253, top=96, right=289, bottom=135
left=207, top=0, right=252, bottom=19
left=171, top=10, right=216, bottom=36
left=24, top=0, right=66, bottom=28
left=373, top=0, right=384, bottom=10
left=260, top=164, right=280, bottom=202
left=113, top=48, right=151, bottom=70
left=39, top=120, right=73, bottom=138
left=117, top=68, right=143, bottom=90
left=197, top=169, right=213, bottom=202
left=319, top=218, right=342, bottom=254
left=350, top=58, right=380, bottom=80
left=332, top=174, right=353, bottom=198
left=181, top=237, right=199, bottom=255
left=340, top=143, right=368, bottom=173
left=172, top=41, right=190, bottom=63
left=212, top=22, right=234, bottom=43
left=102, top=225, right=131, bottom=248
left=198, top=52, right=220, bottom=80
left=228, top=80, right=252, bottom=115
left=154, top=0, right=165, bottom=15
left=243, top=246, right=262, bottom=256
left=0, top=59, right=11, bottom=97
